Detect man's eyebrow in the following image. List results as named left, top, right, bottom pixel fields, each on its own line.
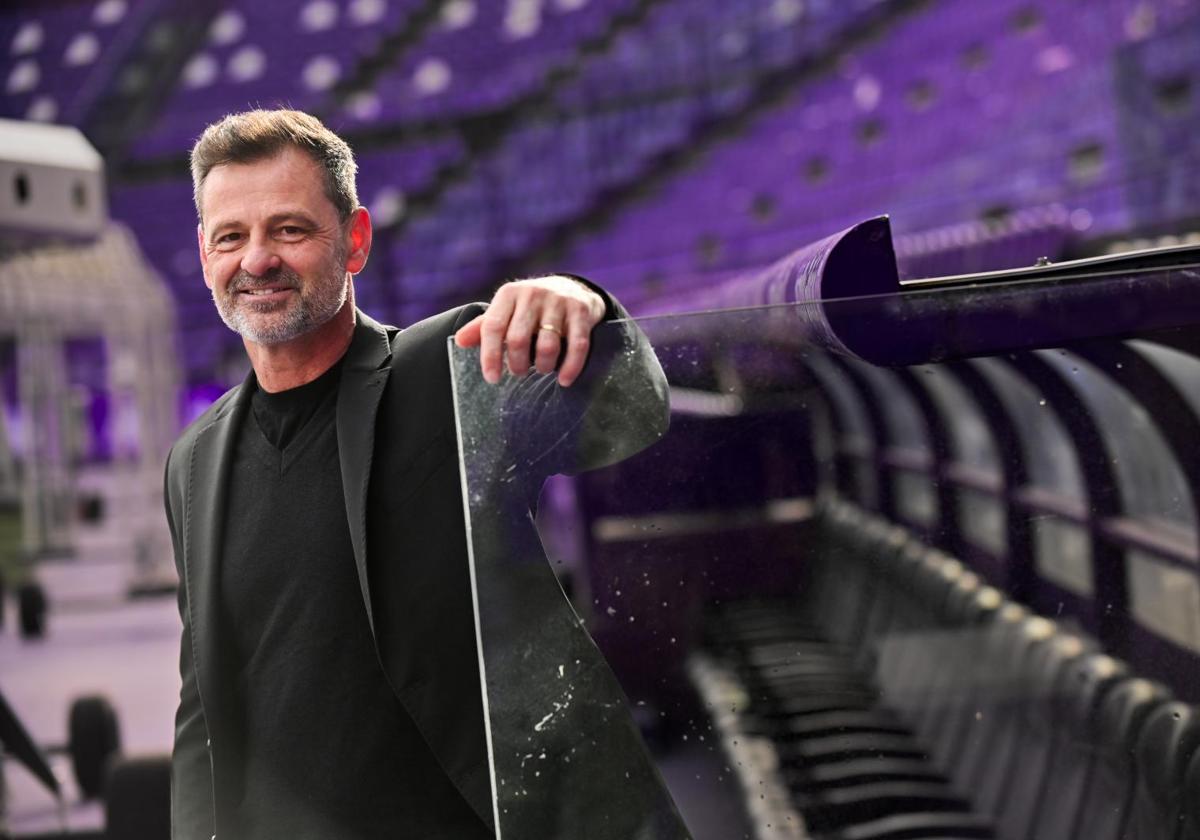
left=205, top=211, right=322, bottom=241
left=264, top=211, right=321, bottom=227
left=261, top=213, right=319, bottom=229
left=203, top=219, right=241, bottom=243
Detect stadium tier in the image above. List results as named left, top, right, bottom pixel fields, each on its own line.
left=0, top=0, right=159, bottom=125
left=6, top=0, right=1195, bottom=386
left=558, top=0, right=1200, bottom=297
left=128, top=0, right=423, bottom=159
left=339, top=0, right=639, bottom=125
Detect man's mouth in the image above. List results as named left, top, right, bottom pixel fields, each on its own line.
left=237, top=286, right=295, bottom=298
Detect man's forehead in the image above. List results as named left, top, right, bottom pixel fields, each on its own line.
left=206, top=147, right=324, bottom=187
left=201, top=148, right=333, bottom=221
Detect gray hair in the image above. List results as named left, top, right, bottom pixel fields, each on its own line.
left=190, top=109, right=358, bottom=222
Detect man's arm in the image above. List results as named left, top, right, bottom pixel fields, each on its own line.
left=553, top=273, right=669, bottom=472
left=453, top=276, right=670, bottom=479
left=164, top=449, right=215, bottom=840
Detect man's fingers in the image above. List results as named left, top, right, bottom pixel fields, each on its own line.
left=475, top=278, right=604, bottom=385
left=557, top=306, right=592, bottom=387
left=454, top=315, right=484, bottom=348
left=480, top=291, right=516, bottom=384
left=505, top=296, right=538, bottom=378
left=534, top=305, right=565, bottom=375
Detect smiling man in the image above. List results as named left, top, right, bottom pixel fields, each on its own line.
left=162, top=110, right=673, bottom=839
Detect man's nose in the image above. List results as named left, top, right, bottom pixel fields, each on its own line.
left=240, top=237, right=282, bottom=277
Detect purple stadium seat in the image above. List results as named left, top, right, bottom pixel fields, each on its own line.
left=129, top=0, right=421, bottom=160
left=1, top=0, right=161, bottom=124
left=343, top=0, right=636, bottom=125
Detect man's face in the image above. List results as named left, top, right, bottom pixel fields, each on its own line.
left=197, top=147, right=354, bottom=346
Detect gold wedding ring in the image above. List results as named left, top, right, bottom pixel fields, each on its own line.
left=539, top=323, right=562, bottom=336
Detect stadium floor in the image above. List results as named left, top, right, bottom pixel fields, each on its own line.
left=1, top=592, right=179, bottom=835
left=2, top=588, right=750, bottom=838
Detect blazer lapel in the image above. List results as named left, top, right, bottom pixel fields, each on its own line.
left=184, top=376, right=252, bottom=725
left=336, top=308, right=393, bottom=639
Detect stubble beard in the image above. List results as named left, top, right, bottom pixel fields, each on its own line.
left=213, top=246, right=349, bottom=346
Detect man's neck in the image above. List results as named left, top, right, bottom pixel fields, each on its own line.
left=245, top=301, right=356, bottom=393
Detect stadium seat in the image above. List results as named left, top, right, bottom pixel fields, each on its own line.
left=1125, top=702, right=1200, bottom=840
left=1070, top=678, right=1175, bottom=840
left=1026, top=653, right=1131, bottom=840
left=1181, top=744, right=1200, bottom=840
left=989, top=632, right=1096, bottom=838
left=701, top=488, right=1200, bottom=840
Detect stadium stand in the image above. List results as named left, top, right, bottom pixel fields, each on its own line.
left=3, top=0, right=1180, bottom=388
left=384, top=0, right=912, bottom=309
left=555, top=0, right=1200, bottom=297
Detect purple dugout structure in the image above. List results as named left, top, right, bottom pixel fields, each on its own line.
left=646, top=216, right=1200, bottom=366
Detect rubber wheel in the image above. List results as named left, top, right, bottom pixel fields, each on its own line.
left=104, top=754, right=171, bottom=840
left=18, top=582, right=46, bottom=638
left=69, top=694, right=121, bottom=799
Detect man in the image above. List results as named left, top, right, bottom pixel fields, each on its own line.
left=162, top=109, right=679, bottom=839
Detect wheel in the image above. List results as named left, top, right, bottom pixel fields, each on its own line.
left=104, top=754, right=171, bottom=840
left=68, top=694, right=121, bottom=799
left=17, top=581, right=46, bottom=638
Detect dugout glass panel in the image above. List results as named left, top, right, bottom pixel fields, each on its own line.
left=450, top=285, right=1200, bottom=838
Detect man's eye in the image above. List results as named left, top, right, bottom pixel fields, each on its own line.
left=279, top=226, right=305, bottom=237
left=214, top=233, right=242, bottom=247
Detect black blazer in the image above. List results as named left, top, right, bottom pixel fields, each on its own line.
left=163, top=300, right=676, bottom=839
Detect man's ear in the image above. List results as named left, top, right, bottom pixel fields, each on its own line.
left=345, top=207, right=372, bottom=275
left=197, top=223, right=213, bottom=290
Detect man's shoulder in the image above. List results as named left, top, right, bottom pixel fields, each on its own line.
left=167, top=384, right=242, bottom=464
left=378, top=302, right=485, bottom=367
left=386, top=302, right=485, bottom=344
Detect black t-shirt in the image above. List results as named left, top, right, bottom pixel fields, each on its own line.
left=217, top=359, right=491, bottom=839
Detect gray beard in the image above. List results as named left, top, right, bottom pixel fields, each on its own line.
left=213, top=262, right=348, bottom=346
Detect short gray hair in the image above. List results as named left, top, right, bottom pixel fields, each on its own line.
left=190, top=109, right=358, bottom=221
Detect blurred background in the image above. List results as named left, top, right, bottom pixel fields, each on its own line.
left=1, top=0, right=1199, bottom=836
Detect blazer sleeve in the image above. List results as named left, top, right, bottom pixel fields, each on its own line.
left=496, top=278, right=670, bottom=480
left=164, top=447, right=215, bottom=840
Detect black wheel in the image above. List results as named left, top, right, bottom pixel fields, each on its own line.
left=104, top=754, right=171, bottom=840
left=69, top=694, right=121, bottom=799
left=17, top=581, right=46, bottom=638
